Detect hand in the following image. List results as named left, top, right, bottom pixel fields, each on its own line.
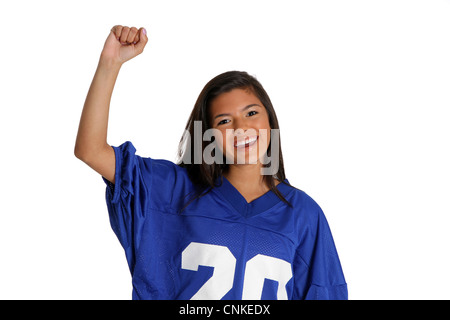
left=100, top=25, right=148, bottom=66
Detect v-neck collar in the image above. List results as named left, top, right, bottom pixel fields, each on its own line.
left=212, top=175, right=294, bottom=217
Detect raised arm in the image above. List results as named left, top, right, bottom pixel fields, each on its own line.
left=74, top=25, right=148, bottom=183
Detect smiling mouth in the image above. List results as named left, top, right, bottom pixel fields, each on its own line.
left=234, top=136, right=258, bottom=149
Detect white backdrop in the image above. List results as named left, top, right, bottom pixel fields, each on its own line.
left=1, top=0, right=449, bottom=299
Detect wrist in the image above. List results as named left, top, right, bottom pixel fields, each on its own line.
left=98, top=55, right=123, bottom=70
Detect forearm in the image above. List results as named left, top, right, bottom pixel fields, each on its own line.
left=75, top=58, right=122, bottom=158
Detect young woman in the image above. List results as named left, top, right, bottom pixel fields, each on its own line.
left=75, top=25, right=347, bottom=300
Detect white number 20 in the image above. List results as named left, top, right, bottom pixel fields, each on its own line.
left=181, top=242, right=292, bottom=300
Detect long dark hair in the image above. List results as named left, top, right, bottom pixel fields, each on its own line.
left=176, top=71, right=295, bottom=211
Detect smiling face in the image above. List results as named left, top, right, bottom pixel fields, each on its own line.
left=209, top=88, right=272, bottom=165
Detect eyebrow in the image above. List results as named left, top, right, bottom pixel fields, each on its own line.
left=213, top=104, right=262, bottom=120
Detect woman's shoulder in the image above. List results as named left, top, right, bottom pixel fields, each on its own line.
left=116, top=141, right=195, bottom=188
left=282, top=181, right=324, bottom=214
left=140, top=156, right=192, bottom=185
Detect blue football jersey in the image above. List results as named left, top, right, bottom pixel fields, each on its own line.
left=102, top=141, right=347, bottom=300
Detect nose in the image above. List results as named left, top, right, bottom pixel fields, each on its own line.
left=233, top=118, right=249, bottom=136
left=234, top=128, right=245, bottom=137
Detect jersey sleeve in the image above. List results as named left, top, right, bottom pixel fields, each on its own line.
left=102, top=141, right=150, bottom=272
left=293, top=198, right=348, bottom=300
left=102, top=141, right=193, bottom=274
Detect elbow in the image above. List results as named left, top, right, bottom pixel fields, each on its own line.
left=74, top=144, right=86, bottom=161
left=74, top=144, right=92, bottom=162
left=74, top=142, right=108, bottom=163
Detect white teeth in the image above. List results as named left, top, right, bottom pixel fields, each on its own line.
left=235, top=136, right=258, bottom=147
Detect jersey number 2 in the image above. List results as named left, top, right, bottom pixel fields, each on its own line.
left=181, top=242, right=292, bottom=300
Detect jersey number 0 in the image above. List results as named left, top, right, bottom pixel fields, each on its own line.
left=182, top=242, right=292, bottom=300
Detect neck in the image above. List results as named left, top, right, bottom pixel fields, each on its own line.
left=224, top=163, right=265, bottom=188
left=223, top=164, right=281, bottom=203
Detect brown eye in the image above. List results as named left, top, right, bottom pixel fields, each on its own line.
left=218, top=119, right=230, bottom=125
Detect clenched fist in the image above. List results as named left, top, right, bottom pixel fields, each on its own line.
left=100, top=25, right=148, bottom=66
